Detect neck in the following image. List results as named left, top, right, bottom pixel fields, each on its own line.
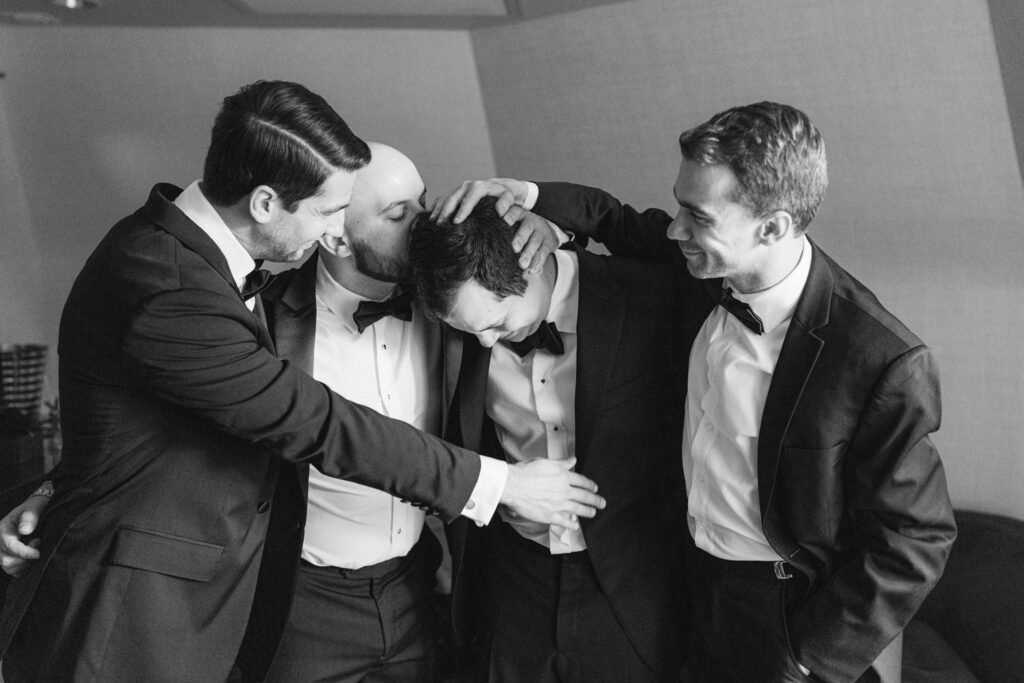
left=320, top=251, right=397, bottom=300
left=206, top=187, right=260, bottom=259
left=536, top=252, right=558, bottom=317
left=729, top=236, right=805, bottom=294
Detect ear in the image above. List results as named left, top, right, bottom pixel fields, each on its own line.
left=248, top=185, right=278, bottom=224
left=318, top=233, right=352, bottom=257
left=758, top=210, right=794, bottom=244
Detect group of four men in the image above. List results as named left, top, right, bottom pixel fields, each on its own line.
left=0, top=79, right=955, bottom=682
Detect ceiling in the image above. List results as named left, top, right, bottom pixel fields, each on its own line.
left=0, top=0, right=633, bottom=29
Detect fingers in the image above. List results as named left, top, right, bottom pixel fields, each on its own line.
left=504, top=205, right=527, bottom=232
left=453, top=185, right=513, bottom=224
left=429, top=181, right=469, bottom=222
left=1, top=534, right=41, bottom=577
left=518, top=230, right=547, bottom=273
left=563, top=491, right=606, bottom=518
left=16, top=509, right=39, bottom=536
left=549, top=514, right=578, bottom=532
left=431, top=179, right=524, bottom=224
left=493, top=192, right=517, bottom=221
left=565, top=469, right=600, bottom=493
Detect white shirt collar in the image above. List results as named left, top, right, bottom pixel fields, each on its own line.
left=173, top=180, right=256, bottom=290
left=315, top=257, right=400, bottom=335
left=726, top=236, right=812, bottom=334
left=546, top=249, right=579, bottom=334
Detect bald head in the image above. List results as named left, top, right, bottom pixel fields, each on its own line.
left=349, top=142, right=425, bottom=217
left=322, top=142, right=425, bottom=283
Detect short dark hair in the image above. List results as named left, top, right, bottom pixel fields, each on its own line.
left=678, top=101, right=827, bottom=232
left=202, top=80, right=370, bottom=210
left=410, top=196, right=526, bottom=319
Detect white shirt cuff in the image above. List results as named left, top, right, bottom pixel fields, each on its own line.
left=460, top=456, right=508, bottom=525
left=522, top=181, right=539, bottom=210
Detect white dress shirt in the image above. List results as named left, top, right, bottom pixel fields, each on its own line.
left=173, top=181, right=256, bottom=310
left=684, top=237, right=812, bottom=561
left=487, top=249, right=586, bottom=554
left=302, top=261, right=443, bottom=568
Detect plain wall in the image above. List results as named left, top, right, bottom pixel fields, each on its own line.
left=0, top=24, right=496, bottom=385
left=0, top=2, right=1021, bottom=519
left=472, top=0, right=1024, bottom=519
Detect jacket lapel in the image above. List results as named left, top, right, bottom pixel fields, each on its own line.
left=441, top=325, right=464, bottom=438
left=456, top=336, right=491, bottom=452
left=143, top=183, right=277, bottom=352
left=574, top=248, right=625, bottom=472
left=757, top=241, right=832, bottom=525
left=266, top=252, right=319, bottom=376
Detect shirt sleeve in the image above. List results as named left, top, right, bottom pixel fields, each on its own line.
left=461, top=456, right=508, bottom=525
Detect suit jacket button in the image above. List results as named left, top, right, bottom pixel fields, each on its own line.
left=257, top=500, right=270, bottom=513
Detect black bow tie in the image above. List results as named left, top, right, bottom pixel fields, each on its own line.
left=352, top=290, right=415, bottom=333
left=507, top=321, right=564, bottom=357
left=717, top=287, right=764, bottom=335
left=241, top=265, right=275, bottom=301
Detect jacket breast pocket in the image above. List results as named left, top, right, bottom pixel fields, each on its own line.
left=110, top=526, right=223, bottom=582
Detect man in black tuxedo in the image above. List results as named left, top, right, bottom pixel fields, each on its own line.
left=258, top=142, right=453, bottom=682
left=0, top=81, right=603, bottom=683
left=435, top=102, right=957, bottom=682
left=409, top=199, right=688, bottom=682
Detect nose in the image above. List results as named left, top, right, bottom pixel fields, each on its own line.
left=476, top=331, right=500, bottom=348
left=667, top=210, right=691, bottom=242
left=324, top=210, right=347, bottom=238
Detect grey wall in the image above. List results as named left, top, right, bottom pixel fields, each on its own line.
left=0, top=24, right=496, bottom=362
left=471, top=0, right=1024, bottom=518
left=0, top=0, right=1021, bottom=518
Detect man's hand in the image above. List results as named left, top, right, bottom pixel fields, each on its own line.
left=431, top=179, right=561, bottom=274
left=1, top=490, right=50, bottom=577
left=500, top=457, right=605, bottom=530
left=507, top=208, right=563, bottom=274
left=430, top=178, right=530, bottom=225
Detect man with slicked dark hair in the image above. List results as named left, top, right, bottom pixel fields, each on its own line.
left=0, top=81, right=604, bottom=683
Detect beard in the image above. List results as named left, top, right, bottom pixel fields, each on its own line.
left=350, top=237, right=411, bottom=284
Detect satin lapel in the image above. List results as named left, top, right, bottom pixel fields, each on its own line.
left=456, top=334, right=492, bottom=451
left=757, top=241, right=832, bottom=519
left=267, top=252, right=319, bottom=375
left=441, top=325, right=464, bottom=437
left=574, top=249, right=625, bottom=472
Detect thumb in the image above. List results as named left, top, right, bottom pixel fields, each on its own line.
left=555, top=457, right=577, bottom=471
left=18, top=510, right=39, bottom=536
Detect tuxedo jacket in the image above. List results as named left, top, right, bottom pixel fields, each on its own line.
left=532, top=182, right=957, bottom=682
left=0, top=185, right=480, bottom=683
left=445, top=244, right=688, bottom=676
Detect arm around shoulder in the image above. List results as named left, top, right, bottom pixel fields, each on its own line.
left=121, top=286, right=482, bottom=521
left=532, top=182, right=676, bottom=261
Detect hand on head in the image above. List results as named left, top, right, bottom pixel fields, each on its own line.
left=430, top=178, right=560, bottom=274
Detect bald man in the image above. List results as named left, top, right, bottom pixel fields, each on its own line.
left=261, top=143, right=448, bottom=682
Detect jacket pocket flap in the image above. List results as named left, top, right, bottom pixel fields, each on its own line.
left=110, top=526, right=223, bottom=582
